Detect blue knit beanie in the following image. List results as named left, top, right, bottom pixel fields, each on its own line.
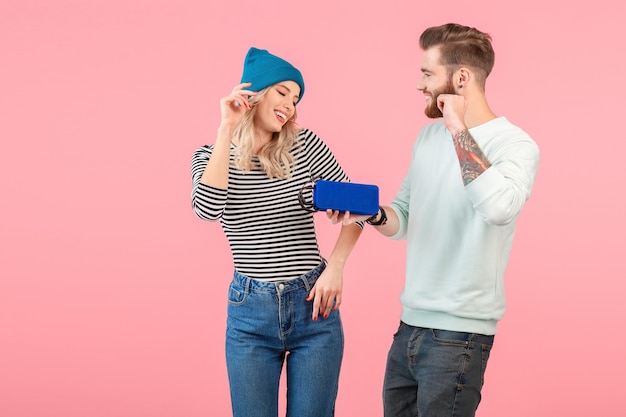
left=240, top=47, right=305, bottom=101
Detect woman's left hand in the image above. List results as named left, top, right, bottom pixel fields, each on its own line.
left=306, top=264, right=343, bottom=321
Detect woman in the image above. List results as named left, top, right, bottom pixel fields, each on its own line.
left=191, top=47, right=363, bottom=417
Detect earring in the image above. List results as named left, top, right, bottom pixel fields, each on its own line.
left=458, top=84, right=463, bottom=88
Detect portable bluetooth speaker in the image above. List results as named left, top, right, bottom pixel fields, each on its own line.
left=298, top=180, right=379, bottom=216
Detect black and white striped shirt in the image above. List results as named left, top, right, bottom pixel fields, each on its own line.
left=191, top=129, right=352, bottom=281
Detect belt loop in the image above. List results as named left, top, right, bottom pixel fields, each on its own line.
left=302, top=260, right=326, bottom=291
left=245, top=275, right=252, bottom=294
left=301, top=273, right=312, bottom=292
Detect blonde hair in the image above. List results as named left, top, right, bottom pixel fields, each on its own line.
left=232, top=87, right=301, bottom=179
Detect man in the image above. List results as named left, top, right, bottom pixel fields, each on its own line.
left=330, top=23, right=540, bottom=416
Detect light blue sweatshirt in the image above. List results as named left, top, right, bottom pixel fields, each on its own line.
left=390, top=117, right=540, bottom=335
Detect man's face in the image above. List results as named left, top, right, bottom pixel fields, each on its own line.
left=416, top=47, right=456, bottom=119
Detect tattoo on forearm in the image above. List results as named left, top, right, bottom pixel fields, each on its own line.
left=453, top=129, right=491, bottom=185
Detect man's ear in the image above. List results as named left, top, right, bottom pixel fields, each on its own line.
left=456, top=67, right=471, bottom=89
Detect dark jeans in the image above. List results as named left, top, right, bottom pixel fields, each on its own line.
left=383, top=322, right=494, bottom=417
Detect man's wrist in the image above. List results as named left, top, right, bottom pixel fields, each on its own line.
left=366, top=206, right=387, bottom=226
left=451, top=126, right=468, bottom=139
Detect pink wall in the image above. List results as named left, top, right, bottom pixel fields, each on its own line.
left=1, top=1, right=624, bottom=416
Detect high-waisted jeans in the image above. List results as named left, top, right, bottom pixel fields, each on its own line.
left=225, top=262, right=344, bottom=417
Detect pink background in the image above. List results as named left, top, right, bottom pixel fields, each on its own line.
left=2, top=1, right=624, bottom=416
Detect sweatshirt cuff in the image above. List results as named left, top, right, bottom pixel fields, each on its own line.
left=464, top=166, right=507, bottom=204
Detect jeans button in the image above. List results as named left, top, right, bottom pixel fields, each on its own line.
left=278, top=283, right=285, bottom=290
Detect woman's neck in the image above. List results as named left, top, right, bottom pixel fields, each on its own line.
left=252, top=130, right=272, bottom=154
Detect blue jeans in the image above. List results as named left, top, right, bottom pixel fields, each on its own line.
left=383, top=322, right=494, bottom=417
left=225, top=262, right=344, bottom=417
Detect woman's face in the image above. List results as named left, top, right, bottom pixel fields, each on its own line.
left=253, top=81, right=300, bottom=134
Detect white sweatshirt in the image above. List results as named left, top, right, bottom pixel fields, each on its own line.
left=390, top=117, right=540, bottom=335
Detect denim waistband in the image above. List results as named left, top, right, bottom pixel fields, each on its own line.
left=400, top=322, right=495, bottom=343
left=232, top=261, right=327, bottom=293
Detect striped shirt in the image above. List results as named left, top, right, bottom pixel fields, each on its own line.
left=191, top=128, right=353, bottom=281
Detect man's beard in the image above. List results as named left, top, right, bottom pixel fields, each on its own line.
left=424, top=79, right=456, bottom=119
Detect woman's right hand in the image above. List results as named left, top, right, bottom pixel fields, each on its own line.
left=219, top=82, right=256, bottom=126
left=326, top=209, right=370, bottom=225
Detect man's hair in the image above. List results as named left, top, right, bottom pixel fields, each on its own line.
left=420, top=23, right=495, bottom=88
